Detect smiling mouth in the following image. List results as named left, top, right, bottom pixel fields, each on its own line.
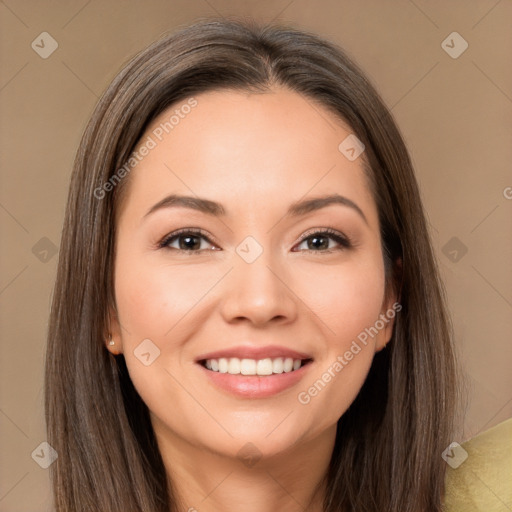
left=200, top=357, right=313, bottom=376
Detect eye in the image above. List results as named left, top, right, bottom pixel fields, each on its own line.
left=293, top=228, right=351, bottom=253
left=158, top=227, right=352, bottom=254
left=158, top=228, right=218, bottom=253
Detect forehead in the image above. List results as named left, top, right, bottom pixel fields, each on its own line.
left=118, top=87, right=377, bottom=224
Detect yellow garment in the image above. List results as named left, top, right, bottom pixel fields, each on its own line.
left=444, top=417, right=512, bottom=511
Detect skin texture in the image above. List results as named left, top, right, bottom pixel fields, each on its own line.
left=107, top=87, right=397, bottom=512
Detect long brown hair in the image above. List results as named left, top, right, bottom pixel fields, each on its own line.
left=45, top=17, right=457, bottom=511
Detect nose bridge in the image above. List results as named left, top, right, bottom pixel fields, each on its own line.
left=220, top=237, right=297, bottom=325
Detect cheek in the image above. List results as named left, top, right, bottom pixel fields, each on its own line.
left=113, top=252, right=212, bottom=432
left=293, top=254, right=386, bottom=345
left=114, top=251, right=218, bottom=341
left=292, top=256, right=385, bottom=425
left=113, top=251, right=223, bottom=417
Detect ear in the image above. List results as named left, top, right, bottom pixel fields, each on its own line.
left=375, top=257, right=402, bottom=352
left=105, top=306, right=124, bottom=356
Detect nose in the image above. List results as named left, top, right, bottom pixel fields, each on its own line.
left=219, top=250, right=298, bottom=327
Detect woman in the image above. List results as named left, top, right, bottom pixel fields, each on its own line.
left=45, top=18, right=457, bottom=511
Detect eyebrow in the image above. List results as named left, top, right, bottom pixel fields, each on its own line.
left=143, top=193, right=368, bottom=224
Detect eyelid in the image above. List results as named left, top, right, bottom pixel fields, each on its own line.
left=294, top=227, right=352, bottom=251
left=157, top=227, right=219, bottom=250
left=298, top=226, right=347, bottom=241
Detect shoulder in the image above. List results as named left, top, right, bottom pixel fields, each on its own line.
left=444, top=417, right=512, bottom=511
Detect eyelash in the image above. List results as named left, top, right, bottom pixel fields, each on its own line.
left=157, top=227, right=352, bottom=254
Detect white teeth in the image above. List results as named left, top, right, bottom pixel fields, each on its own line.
left=272, top=357, right=284, bottom=374
left=283, top=357, right=294, bottom=372
left=240, top=359, right=256, bottom=375
left=256, top=358, right=273, bottom=375
left=228, top=358, right=241, bottom=374
left=203, top=357, right=306, bottom=375
left=218, top=358, right=228, bottom=373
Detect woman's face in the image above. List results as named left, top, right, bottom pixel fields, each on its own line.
left=108, top=87, right=397, bottom=460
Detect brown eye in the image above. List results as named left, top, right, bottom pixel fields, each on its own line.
left=159, top=229, right=217, bottom=252
left=294, top=229, right=351, bottom=253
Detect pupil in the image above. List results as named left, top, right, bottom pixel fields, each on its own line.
left=180, top=235, right=200, bottom=250
left=309, top=236, right=328, bottom=250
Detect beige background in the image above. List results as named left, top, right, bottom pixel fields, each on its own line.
left=1, top=1, right=511, bottom=510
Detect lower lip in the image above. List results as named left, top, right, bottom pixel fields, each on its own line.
left=198, top=362, right=312, bottom=398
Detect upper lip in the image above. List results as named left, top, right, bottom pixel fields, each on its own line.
left=195, top=345, right=313, bottom=362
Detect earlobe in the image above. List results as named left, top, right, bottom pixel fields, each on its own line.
left=377, top=297, right=399, bottom=351
left=105, top=305, right=123, bottom=355
left=105, top=333, right=123, bottom=355
left=375, top=335, right=390, bottom=353
left=105, top=306, right=123, bottom=355
left=376, top=258, right=402, bottom=352
left=375, top=318, right=394, bottom=353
